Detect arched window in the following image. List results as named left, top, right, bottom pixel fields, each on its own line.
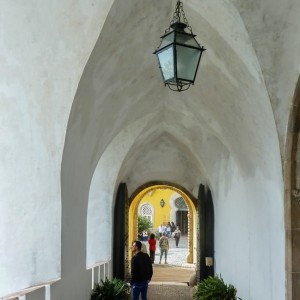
left=140, top=204, right=153, bottom=223
left=174, top=197, right=188, bottom=211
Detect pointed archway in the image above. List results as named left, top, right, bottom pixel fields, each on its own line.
left=128, top=182, right=197, bottom=265
left=112, top=181, right=215, bottom=282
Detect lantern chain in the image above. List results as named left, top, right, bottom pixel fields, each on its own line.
left=166, top=1, right=193, bottom=34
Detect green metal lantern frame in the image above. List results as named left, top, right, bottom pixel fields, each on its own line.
left=153, top=1, right=206, bottom=92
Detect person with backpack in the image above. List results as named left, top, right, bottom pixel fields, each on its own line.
left=158, top=231, right=169, bottom=264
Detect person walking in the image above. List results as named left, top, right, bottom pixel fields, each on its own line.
left=148, top=233, right=156, bottom=264
left=130, top=240, right=153, bottom=300
left=159, top=231, right=169, bottom=264
left=174, top=226, right=181, bottom=248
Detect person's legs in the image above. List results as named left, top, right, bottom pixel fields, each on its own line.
left=150, top=250, right=155, bottom=263
left=175, top=236, right=180, bottom=247
left=140, top=280, right=149, bottom=300
left=132, top=283, right=142, bottom=300
left=159, top=250, right=163, bottom=263
left=164, top=250, right=168, bottom=264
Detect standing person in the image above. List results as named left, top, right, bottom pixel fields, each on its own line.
left=170, top=221, right=176, bottom=234
left=138, top=232, right=143, bottom=241
left=174, top=226, right=181, bottom=248
left=158, top=223, right=164, bottom=237
left=166, top=225, right=171, bottom=238
left=159, top=231, right=169, bottom=264
left=130, top=241, right=153, bottom=300
left=148, top=233, right=156, bottom=264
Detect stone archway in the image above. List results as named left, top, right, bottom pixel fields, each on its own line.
left=128, top=181, right=198, bottom=265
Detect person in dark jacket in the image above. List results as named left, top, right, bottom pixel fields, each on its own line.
left=130, top=240, right=153, bottom=300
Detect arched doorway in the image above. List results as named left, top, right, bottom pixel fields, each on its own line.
left=112, top=181, right=215, bottom=284
left=128, top=182, right=198, bottom=266
left=174, top=196, right=189, bottom=235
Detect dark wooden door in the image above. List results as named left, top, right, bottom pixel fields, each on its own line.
left=113, top=182, right=128, bottom=279
left=197, top=184, right=215, bottom=283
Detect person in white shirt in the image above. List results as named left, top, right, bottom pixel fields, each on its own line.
left=158, top=224, right=164, bottom=237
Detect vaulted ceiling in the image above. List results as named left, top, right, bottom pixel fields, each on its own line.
left=64, top=0, right=300, bottom=195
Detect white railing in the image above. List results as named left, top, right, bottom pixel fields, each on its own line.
left=89, top=260, right=111, bottom=289
left=1, top=284, right=50, bottom=300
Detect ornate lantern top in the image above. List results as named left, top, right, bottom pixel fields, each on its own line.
left=166, top=0, right=193, bottom=35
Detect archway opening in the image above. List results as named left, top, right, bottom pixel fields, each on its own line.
left=127, top=182, right=198, bottom=284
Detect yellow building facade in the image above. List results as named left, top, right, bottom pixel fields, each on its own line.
left=128, top=184, right=197, bottom=264
left=138, top=188, right=176, bottom=230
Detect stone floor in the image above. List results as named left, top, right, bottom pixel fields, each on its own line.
left=151, top=266, right=195, bottom=284
left=147, top=284, right=196, bottom=300
left=138, top=236, right=197, bottom=299
left=143, top=235, right=193, bottom=267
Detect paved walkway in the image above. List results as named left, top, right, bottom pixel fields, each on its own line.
left=136, top=236, right=197, bottom=299
left=151, top=266, right=195, bottom=284
left=147, top=284, right=195, bottom=300
left=150, top=235, right=194, bottom=267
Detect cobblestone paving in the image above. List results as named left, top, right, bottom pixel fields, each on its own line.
left=139, top=236, right=196, bottom=299
left=153, top=235, right=193, bottom=266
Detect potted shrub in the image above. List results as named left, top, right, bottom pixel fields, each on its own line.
left=193, top=274, right=242, bottom=300
left=90, top=277, right=130, bottom=300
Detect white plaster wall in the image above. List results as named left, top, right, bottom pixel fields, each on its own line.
left=61, top=0, right=286, bottom=299
left=87, top=114, right=156, bottom=267
left=0, top=0, right=114, bottom=296
left=169, top=192, right=181, bottom=223
left=125, top=138, right=203, bottom=193
left=1, top=0, right=297, bottom=299
left=214, top=149, right=284, bottom=300
left=232, top=0, right=300, bottom=153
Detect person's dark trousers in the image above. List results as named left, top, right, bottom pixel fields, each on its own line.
left=132, top=280, right=148, bottom=300
left=150, top=251, right=155, bottom=263
left=175, top=236, right=180, bottom=247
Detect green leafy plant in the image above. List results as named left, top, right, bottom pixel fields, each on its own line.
left=138, top=215, right=152, bottom=233
left=193, top=274, right=242, bottom=300
left=90, top=277, right=130, bottom=300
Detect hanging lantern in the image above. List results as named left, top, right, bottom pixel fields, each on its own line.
left=154, top=1, right=206, bottom=92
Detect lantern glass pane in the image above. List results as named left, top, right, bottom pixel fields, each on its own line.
left=176, top=32, right=200, bottom=48
left=176, top=45, right=201, bottom=81
left=157, top=45, right=175, bottom=82
left=158, top=32, right=174, bottom=50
